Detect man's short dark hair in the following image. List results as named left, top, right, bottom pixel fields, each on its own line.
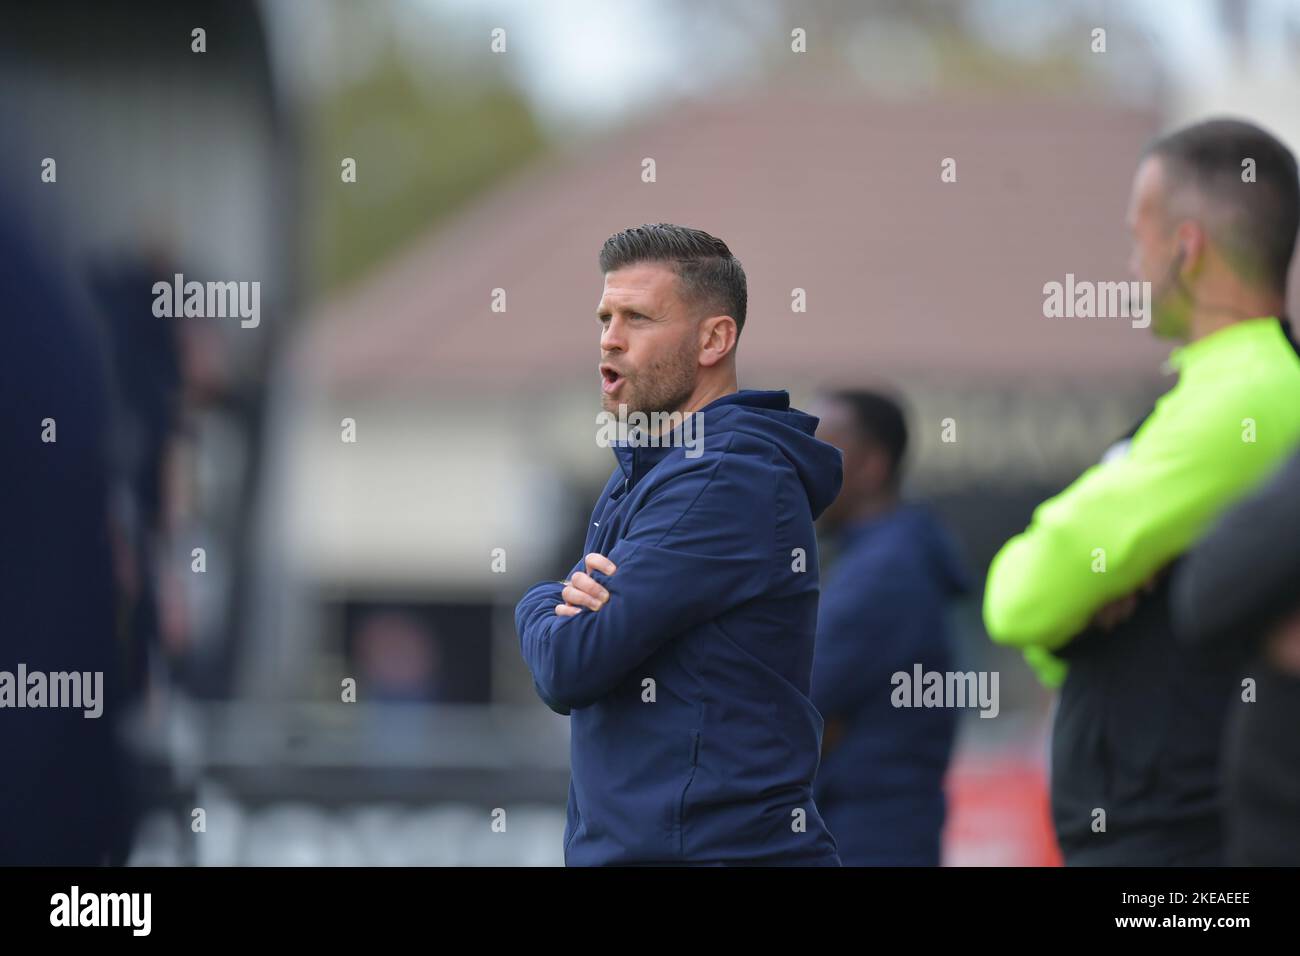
left=1145, top=118, right=1299, bottom=295
left=827, top=389, right=909, bottom=484
left=599, top=223, right=748, bottom=335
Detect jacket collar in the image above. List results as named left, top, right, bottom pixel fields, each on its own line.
left=608, top=389, right=791, bottom=496
left=1168, top=316, right=1287, bottom=373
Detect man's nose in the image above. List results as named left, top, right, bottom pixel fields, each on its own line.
left=601, top=316, right=626, bottom=352
left=1127, top=247, right=1142, bottom=280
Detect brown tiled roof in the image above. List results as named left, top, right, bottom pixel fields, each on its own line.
left=300, top=91, right=1185, bottom=394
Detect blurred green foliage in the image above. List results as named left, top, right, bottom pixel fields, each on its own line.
left=306, top=45, right=546, bottom=298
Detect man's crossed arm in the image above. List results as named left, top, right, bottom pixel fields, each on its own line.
left=515, top=448, right=776, bottom=712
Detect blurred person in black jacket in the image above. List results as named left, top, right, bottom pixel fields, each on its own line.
left=1172, top=448, right=1300, bottom=865
left=810, top=390, right=970, bottom=866
left=90, top=254, right=184, bottom=706
left=0, top=188, right=129, bottom=865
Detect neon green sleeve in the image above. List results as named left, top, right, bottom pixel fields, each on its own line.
left=1023, top=646, right=1069, bottom=688
left=984, top=364, right=1300, bottom=653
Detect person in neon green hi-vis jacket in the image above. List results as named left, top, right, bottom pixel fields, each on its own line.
left=984, top=118, right=1300, bottom=866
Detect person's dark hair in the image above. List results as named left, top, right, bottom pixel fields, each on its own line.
left=1145, top=118, right=1299, bottom=294
left=599, top=223, right=748, bottom=335
left=828, top=389, right=909, bottom=484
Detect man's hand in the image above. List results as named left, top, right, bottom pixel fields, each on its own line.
left=1266, top=611, right=1300, bottom=675
left=1090, top=571, right=1164, bottom=632
left=1092, top=593, right=1140, bottom=631
left=555, top=552, right=618, bottom=617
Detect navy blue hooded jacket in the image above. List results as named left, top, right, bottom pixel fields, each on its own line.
left=516, top=390, right=843, bottom=865
left=811, top=504, right=970, bottom=865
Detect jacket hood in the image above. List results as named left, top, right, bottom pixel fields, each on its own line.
left=703, top=390, right=844, bottom=520
left=609, top=390, right=843, bottom=519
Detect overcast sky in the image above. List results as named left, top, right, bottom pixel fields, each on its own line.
left=421, top=0, right=1299, bottom=128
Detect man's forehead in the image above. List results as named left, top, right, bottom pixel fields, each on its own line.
left=812, top=398, right=856, bottom=434
left=599, top=262, right=677, bottom=305
left=1129, top=156, right=1166, bottom=214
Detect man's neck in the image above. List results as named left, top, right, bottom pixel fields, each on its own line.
left=847, top=493, right=900, bottom=526
left=676, top=372, right=739, bottom=419
left=1185, top=287, right=1283, bottom=343
left=645, top=372, right=738, bottom=438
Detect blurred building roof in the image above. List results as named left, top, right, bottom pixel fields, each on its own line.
left=299, top=91, right=1174, bottom=395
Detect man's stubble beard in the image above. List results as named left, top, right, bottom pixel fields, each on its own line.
left=1150, top=285, right=1191, bottom=340
left=601, top=336, right=699, bottom=417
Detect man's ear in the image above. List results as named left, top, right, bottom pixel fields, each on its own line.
left=860, top=445, right=892, bottom=490
left=1176, top=221, right=1206, bottom=274
left=697, top=314, right=738, bottom=368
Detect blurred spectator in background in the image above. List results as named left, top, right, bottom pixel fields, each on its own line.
left=1173, top=448, right=1300, bottom=865
left=984, top=118, right=1300, bottom=865
left=352, top=609, right=444, bottom=774
left=90, top=252, right=185, bottom=708
left=353, top=610, right=444, bottom=703
left=810, top=389, right=970, bottom=866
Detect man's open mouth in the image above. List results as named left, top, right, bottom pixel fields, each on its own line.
left=600, top=365, right=625, bottom=395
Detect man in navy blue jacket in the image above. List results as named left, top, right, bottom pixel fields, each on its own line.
left=516, top=224, right=843, bottom=865
left=810, top=391, right=970, bottom=865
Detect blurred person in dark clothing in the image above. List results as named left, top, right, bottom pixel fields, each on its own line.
left=810, top=390, right=971, bottom=866
left=0, top=190, right=130, bottom=865
left=1172, top=448, right=1300, bottom=865
left=90, top=255, right=184, bottom=708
